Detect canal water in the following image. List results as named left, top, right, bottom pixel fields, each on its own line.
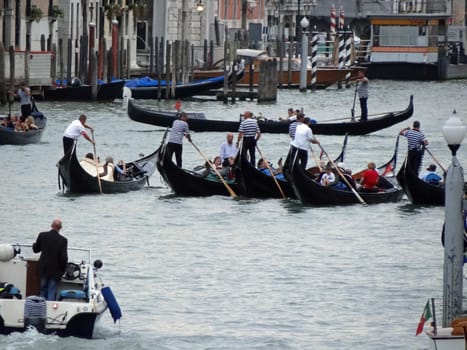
left=1, top=79, right=466, bottom=349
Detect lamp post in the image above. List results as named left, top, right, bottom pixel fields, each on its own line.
left=299, top=16, right=309, bottom=92
left=442, top=115, right=467, bottom=327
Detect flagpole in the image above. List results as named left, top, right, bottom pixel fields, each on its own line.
left=431, top=298, right=437, bottom=336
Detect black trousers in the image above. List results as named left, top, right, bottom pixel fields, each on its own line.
left=20, top=104, right=32, bottom=121
left=167, top=142, right=183, bottom=167
left=359, top=97, right=368, bottom=121
left=408, top=148, right=424, bottom=175
left=241, top=137, right=256, bottom=166
left=63, top=136, right=75, bottom=155
left=290, top=146, right=308, bottom=169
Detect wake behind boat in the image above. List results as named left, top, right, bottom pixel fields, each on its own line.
left=128, top=95, right=413, bottom=135
left=0, top=243, right=121, bottom=338
left=57, top=140, right=161, bottom=194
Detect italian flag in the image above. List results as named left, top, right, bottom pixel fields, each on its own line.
left=416, top=300, right=432, bottom=336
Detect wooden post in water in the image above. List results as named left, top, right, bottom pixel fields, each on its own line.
left=91, top=51, right=98, bottom=100
left=51, top=42, right=57, bottom=84
left=287, top=43, right=293, bottom=87
left=258, top=59, right=277, bottom=102
left=165, top=41, right=171, bottom=100
left=66, top=38, right=72, bottom=84
left=9, top=46, right=15, bottom=91
left=126, top=38, right=131, bottom=79
left=0, top=42, right=5, bottom=105
left=171, top=41, right=177, bottom=98
left=111, top=19, right=119, bottom=79
left=88, top=23, right=96, bottom=84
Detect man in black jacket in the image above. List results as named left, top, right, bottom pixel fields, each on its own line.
left=32, top=219, right=68, bottom=301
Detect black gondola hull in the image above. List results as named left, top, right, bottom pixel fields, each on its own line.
left=57, top=144, right=159, bottom=194
left=0, top=112, right=47, bottom=145
left=128, top=96, right=414, bottom=135
left=396, top=157, right=445, bottom=205
left=43, top=81, right=124, bottom=101
left=287, top=156, right=404, bottom=206
left=157, top=145, right=242, bottom=197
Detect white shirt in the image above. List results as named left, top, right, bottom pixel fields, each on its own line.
left=320, top=172, right=336, bottom=185
left=291, top=123, right=314, bottom=150
left=64, top=120, right=86, bottom=139
left=220, top=142, right=238, bottom=161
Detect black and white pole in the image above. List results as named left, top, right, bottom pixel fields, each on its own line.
left=299, top=17, right=309, bottom=92
left=344, top=28, right=353, bottom=88
left=310, top=27, right=318, bottom=91
left=441, top=115, right=466, bottom=327
left=337, top=30, right=345, bottom=88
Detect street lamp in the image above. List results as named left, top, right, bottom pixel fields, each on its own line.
left=196, top=0, right=205, bottom=12
left=441, top=115, right=466, bottom=327
left=299, top=16, right=309, bottom=92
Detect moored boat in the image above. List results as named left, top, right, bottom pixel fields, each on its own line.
left=43, top=80, right=125, bottom=101
left=0, top=243, right=121, bottom=338
left=0, top=110, right=47, bottom=146
left=127, top=95, right=414, bottom=136
left=57, top=138, right=162, bottom=194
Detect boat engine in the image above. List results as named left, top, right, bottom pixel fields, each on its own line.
left=24, top=296, right=47, bottom=332
left=0, top=244, right=20, bottom=262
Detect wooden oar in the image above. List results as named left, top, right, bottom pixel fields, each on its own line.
left=189, top=140, right=238, bottom=198
left=91, top=130, right=103, bottom=194
left=318, top=144, right=367, bottom=207
left=256, top=145, right=286, bottom=199
left=424, top=147, right=447, bottom=173
left=309, top=144, right=322, bottom=172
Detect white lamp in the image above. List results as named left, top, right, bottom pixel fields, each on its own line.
left=196, top=0, right=205, bottom=12
left=300, top=16, right=309, bottom=30
left=442, top=115, right=466, bottom=155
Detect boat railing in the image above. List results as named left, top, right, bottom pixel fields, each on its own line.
left=11, top=243, right=92, bottom=264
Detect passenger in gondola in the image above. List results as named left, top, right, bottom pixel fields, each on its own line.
left=15, top=117, right=28, bottom=132
left=99, top=156, right=122, bottom=182
left=219, top=133, right=238, bottom=166
left=115, top=160, right=129, bottom=181
left=421, top=164, right=443, bottom=185
left=320, top=164, right=336, bottom=186
left=257, top=158, right=285, bottom=180
left=25, top=115, right=39, bottom=130
left=359, top=162, right=379, bottom=192
left=80, top=153, right=100, bottom=176
left=0, top=116, right=14, bottom=129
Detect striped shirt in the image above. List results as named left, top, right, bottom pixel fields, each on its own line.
left=168, top=119, right=190, bottom=144
left=289, top=121, right=298, bottom=139
left=238, top=118, right=260, bottom=138
left=403, top=129, right=426, bottom=151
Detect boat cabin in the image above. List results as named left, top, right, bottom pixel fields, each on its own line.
left=365, top=14, right=450, bottom=80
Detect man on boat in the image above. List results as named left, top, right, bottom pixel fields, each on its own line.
left=167, top=112, right=191, bottom=167
left=32, top=219, right=68, bottom=301
left=290, top=114, right=319, bottom=169
left=421, top=164, right=443, bottom=185
left=237, top=111, right=261, bottom=166
left=63, top=114, right=94, bottom=155
left=356, top=70, right=369, bottom=121
left=219, top=132, right=238, bottom=166
left=399, top=120, right=428, bottom=175
left=9, top=82, right=32, bottom=122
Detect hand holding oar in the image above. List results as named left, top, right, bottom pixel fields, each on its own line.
left=424, top=147, right=447, bottom=173
left=318, top=144, right=368, bottom=207
left=189, top=140, right=238, bottom=198
left=256, top=145, right=286, bottom=199
left=91, top=130, right=103, bottom=194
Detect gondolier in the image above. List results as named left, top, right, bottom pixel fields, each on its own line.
left=290, top=114, right=319, bottom=169
left=399, top=120, right=428, bottom=175
left=167, top=112, right=191, bottom=167
left=236, top=111, right=260, bottom=166
left=9, top=82, right=32, bottom=122
left=63, top=114, right=94, bottom=155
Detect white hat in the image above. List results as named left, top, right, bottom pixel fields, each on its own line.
left=337, top=162, right=345, bottom=169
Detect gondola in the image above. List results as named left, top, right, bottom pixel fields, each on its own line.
left=285, top=138, right=404, bottom=206
left=57, top=139, right=161, bottom=194
left=125, top=68, right=244, bottom=100
left=0, top=110, right=46, bottom=145
left=396, top=157, right=445, bottom=205
left=128, top=95, right=414, bottom=135
left=234, top=134, right=349, bottom=199
left=43, top=80, right=125, bottom=101
left=157, top=143, right=242, bottom=197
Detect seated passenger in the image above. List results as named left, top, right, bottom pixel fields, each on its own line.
left=25, top=115, right=39, bottom=130
left=115, top=160, right=128, bottom=180
left=0, top=116, right=14, bottom=129
left=257, top=157, right=285, bottom=181
left=422, top=164, right=443, bottom=185
left=320, top=164, right=336, bottom=186
left=359, top=162, right=379, bottom=192
left=99, top=156, right=116, bottom=181
left=79, top=153, right=98, bottom=177
left=15, top=118, right=27, bottom=132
